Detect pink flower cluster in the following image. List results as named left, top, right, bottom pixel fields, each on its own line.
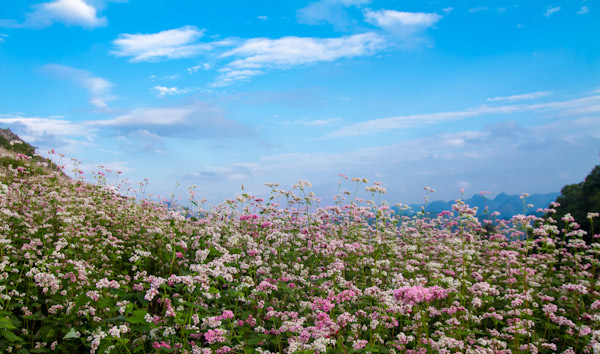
left=204, top=328, right=226, bottom=345
left=394, top=285, right=448, bottom=305
left=152, top=341, right=171, bottom=349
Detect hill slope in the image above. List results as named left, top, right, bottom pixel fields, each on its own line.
left=0, top=134, right=598, bottom=353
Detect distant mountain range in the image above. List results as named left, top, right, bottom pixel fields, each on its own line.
left=395, top=192, right=560, bottom=220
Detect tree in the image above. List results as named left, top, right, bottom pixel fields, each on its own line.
left=551, top=165, right=600, bottom=243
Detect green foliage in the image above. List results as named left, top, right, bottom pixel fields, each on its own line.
left=0, top=129, right=36, bottom=156
left=551, top=165, right=600, bottom=242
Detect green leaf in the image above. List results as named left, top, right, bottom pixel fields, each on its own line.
left=63, top=328, right=79, bottom=340
left=0, top=317, right=16, bottom=329
left=126, top=316, right=145, bottom=324
left=38, top=325, right=56, bottom=339
left=209, top=247, right=222, bottom=257
left=207, top=286, right=220, bottom=294
left=1, top=330, right=24, bottom=342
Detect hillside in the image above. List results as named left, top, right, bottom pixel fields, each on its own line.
left=0, top=134, right=598, bottom=353
left=0, top=128, right=64, bottom=175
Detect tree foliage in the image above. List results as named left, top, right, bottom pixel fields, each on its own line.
left=552, top=164, right=600, bottom=242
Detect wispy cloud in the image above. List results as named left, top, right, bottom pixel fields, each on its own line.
left=577, top=6, right=589, bottom=15
left=296, top=0, right=370, bottom=30
left=187, top=63, right=212, bottom=74
left=364, top=9, right=441, bottom=36
left=152, top=86, right=189, bottom=97
left=486, top=91, right=550, bottom=102
left=543, top=6, right=561, bottom=17
left=212, top=69, right=263, bottom=87
left=0, top=33, right=7, bottom=42
left=327, top=94, right=600, bottom=138
left=222, top=32, right=384, bottom=69
left=41, top=64, right=115, bottom=110
left=89, top=102, right=256, bottom=139
left=196, top=115, right=599, bottom=203
left=121, top=129, right=166, bottom=154
left=214, top=32, right=384, bottom=85
left=112, top=26, right=209, bottom=62
left=188, top=163, right=258, bottom=182
left=0, top=0, right=107, bottom=29
left=0, top=115, right=90, bottom=147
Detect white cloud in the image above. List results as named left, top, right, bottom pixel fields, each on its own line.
left=152, top=86, right=189, bottom=97
left=0, top=115, right=91, bottom=148
left=112, top=26, right=208, bottom=62
left=257, top=16, right=268, bottom=21
left=297, top=0, right=370, bottom=30
left=88, top=102, right=256, bottom=139
left=486, top=91, right=550, bottom=102
left=0, top=33, right=7, bottom=42
left=364, top=9, right=441, bottom=34
left=187, top=63, right=212, bottom=74
left=577, top=6, right=589, bottom=14
left=212, top=69, right=263, bottom=87
left=41, top=64, right=114, bottom=110
left=222, top=32, right=385, bottom=70
left=327, top=94, right=600, bottom=138
left=543, top=6, right=561, bottom=17
left=185, top=115, right=600, bottom=204
left=93, top=107, right=193, bottom=127
left=188, top=163, right=257, bottom=181
left=25, top=0, right=107, bottom=28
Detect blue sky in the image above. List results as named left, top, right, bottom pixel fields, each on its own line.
left=1, top=0, right=599, bottom=205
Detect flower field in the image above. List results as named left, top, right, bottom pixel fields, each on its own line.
left=0, top=146, right=599, bottom=354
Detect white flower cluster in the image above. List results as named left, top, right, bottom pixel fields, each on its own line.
left=0, top=181, right=8, bottom=195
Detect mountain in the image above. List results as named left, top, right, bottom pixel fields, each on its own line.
left=396, top=191, right=560, bottom=220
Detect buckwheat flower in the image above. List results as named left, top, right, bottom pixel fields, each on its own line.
left=293, top=180, right=312, bottom=189
left=144, top=288, right=159, bottom=301
left=86, top=290, right=100, bottom=301
left=353, top=339, right=368, bottom=350
left=203, top=316, right=222, bottom=328
left=204, top=328, right=226, bottom=344
left=108, top=326, right=121, bottom=338
left=219, top=310, right=235, bottom=320
left=96, top=278, right=120, bottom=289
left=561, top=283, right=588, bottom=295
left=542, top=304, right=558, bottom=315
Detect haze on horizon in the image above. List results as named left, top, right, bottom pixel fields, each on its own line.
left=0, top=0, right=598, bottom=205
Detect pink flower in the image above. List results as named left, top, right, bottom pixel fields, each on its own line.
left=204, top=329, right=226, bottom=345
left=353, top=339, right=368, bottom=350
left=394, top=285, right=447, bottom=305
left=219, top=310, right=235, bottom=321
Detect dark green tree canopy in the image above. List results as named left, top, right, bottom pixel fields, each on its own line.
left=552, top=164, right=600, bottom=242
